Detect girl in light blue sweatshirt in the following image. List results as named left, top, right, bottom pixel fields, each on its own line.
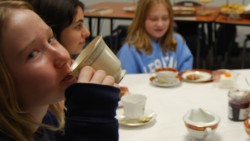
left=117, top=0, right=193, bottom=74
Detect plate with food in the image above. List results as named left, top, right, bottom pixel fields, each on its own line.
left=178, top=69, right=213, bottom=83
left=221, top=3, right=245, bottom=15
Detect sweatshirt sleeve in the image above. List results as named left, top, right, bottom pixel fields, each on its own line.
left=174, top=34, right=193, bottom=71
left=64, top=83, right=120, bottom=141
left=117, top=43, right=142, bottom=74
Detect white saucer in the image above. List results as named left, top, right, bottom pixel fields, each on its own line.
left=150, top=77, right=182, bottom=87
left=116, top=108, right=157, bottom=126
left=118, top=92, right=130, bottom=107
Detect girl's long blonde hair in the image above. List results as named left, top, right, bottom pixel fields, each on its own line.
left=0, top=1, right=64, bottom=141
left=126, top=0, right=177, bottom=55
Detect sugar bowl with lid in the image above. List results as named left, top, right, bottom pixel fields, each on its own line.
left=183, top=108, right=220, bottom=141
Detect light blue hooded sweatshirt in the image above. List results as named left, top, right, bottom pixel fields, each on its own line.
left=117, top=33, right=193, bottom=74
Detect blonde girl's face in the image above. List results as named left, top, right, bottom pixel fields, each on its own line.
left=1, top=9, right=77, bottom=109
left=145, top=3, right=170, bottom=42
left=60, top=6, right=90, bottom=55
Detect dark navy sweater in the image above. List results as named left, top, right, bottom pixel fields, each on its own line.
left=0, top=83, right=120, bottom=141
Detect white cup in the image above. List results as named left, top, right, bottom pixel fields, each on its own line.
left=121, top=94, right=147, bottom=119
left=150, top=68, right=178, bottom=84
left=69, top=35, right=126, bottom=83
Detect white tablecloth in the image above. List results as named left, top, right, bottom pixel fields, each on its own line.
left=118, top=69, right=250, bottom=141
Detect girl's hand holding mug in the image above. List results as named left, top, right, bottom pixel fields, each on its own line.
left=77, top=66, right=119, bottom=88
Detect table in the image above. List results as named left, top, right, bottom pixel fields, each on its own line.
left=84, top=2, right=136, bottom=41
left=215, top=14, right=250, bottom=69
left=84, top=2, right=220, bottom=68
left=118, top=69, right=250, bottom=141
left=84, top=2, right=220, bottom=36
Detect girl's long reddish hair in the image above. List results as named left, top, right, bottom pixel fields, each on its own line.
left=0, top=1, right=64, bottom=141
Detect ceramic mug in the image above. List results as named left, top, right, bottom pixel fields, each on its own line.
left=150, top=68, right=178, bottom=84
left=69, top=35, right=126, bottom=83
left=121, top=94, right=147, bottom=119
left=183, top=108, right=220, bottom=141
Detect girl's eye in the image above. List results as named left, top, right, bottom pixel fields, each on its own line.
left=163, top=17, right=169, bottom=20
left=150, top=18, right=157, bottom=21
left=27, top=51, right=38, bottom=59
left=76, top=24, right=82, bottom=29
left=48, top=36, right=55, bottom=44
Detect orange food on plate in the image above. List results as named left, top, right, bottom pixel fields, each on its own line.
left=119, top=91, right=126, bottom=98
left=186, top=74, right=200, bottom=80
left=225, top=72, right=232, bottom=77
left=119, top=86, right=129, bottom=98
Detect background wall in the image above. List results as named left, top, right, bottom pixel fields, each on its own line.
left=80, top=0, right=250, bottom=47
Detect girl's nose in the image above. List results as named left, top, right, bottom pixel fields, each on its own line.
left=81, top=25, right=90, bottom=38
left=157, top=19, right=163, bottom=26
left=51, top=44, right=71, bottom=69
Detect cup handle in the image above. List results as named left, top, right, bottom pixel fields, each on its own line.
left=203, top=127, right=212, bottom=141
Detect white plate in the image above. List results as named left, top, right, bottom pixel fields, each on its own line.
left=116, top=108, right=157, bottom=126
left=118, top=92, right=130, bottom=107
left=150, top=77, right=182, bottom=87
left=180, top=70, right=212, bottom=82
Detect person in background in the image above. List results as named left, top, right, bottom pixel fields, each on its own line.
left=117, top=0, right=193, bottom=74
left=24, top=0, right=90, bottom=56
left=0, top=1, right=119, bottom=141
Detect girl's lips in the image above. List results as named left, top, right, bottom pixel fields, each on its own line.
left=155, top=29, right=163, bottom=32
left=62, top=75, right=75, bottom=82
left=80, top=41, right=85, bottom=45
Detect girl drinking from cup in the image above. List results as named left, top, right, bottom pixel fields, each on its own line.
left=24, top=0, right=91, bottom=110
left=0, top=1, right=119, bottom=141
left=117, top=0, right=193, bottom=74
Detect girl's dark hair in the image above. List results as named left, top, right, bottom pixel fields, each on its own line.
left=26, top=0, right=84, bottom=43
